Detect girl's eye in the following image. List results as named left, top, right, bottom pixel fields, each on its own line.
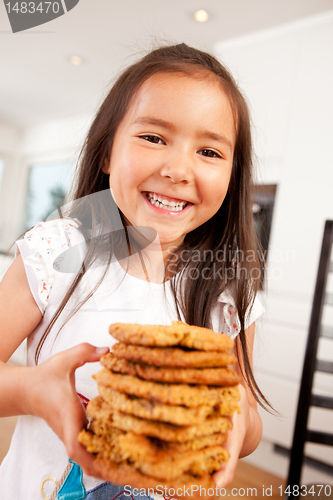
left=139, top=135, right=164, bottom=144
left=199, top=149, right=222, bottom=159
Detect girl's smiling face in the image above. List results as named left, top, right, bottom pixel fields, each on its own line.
left=104, top=72, right=235, bottom=252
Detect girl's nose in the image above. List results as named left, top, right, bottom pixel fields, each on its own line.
left=159, top=151, right=194, bottom=184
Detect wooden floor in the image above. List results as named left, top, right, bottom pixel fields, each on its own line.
left=1, top=416, right=284, bottom=498
left=228, top=461, right=285, bottom=499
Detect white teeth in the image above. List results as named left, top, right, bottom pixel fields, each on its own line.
left=147, top=193, right=187, bottom=211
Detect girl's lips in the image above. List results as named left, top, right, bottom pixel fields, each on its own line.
left=142, top=192, right=193, bottom=216
left=147, top=191, right=189, bottom=204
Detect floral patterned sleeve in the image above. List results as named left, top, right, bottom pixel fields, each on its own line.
left=15, top=219, right=83, bottom=314
left=216, top=290, right=264, bottom=339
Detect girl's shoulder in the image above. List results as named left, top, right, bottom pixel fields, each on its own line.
left=216, top=289, right=264, bottom=339
left=16, top=218, right=85, bottom=314
left=23, top=218, right=84, bottom=250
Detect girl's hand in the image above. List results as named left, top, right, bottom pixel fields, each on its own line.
left=213, top=323, right=263, bottom=487
left=24, top=343, right=109, bottom=478
left=213, top=384, right=249, bottom=487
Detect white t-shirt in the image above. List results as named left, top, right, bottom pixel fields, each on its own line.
left=0, top=219, right=264, bottom=499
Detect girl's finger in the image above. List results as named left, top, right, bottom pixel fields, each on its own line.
left=213, top=447, right=239, bottom=487
left=212, top=407, right=246, bottom=487
left=67, top=441, right=104, bottom=479
left=52, top=343, right=109, bottom=373
left=60, top=398, right=102, bottom=477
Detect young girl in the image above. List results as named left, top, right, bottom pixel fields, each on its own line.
left=0, top=43, right=268, bottom=499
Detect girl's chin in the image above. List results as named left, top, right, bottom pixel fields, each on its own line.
left=156, top=234, right=185, bottom=249
left=140, top=227, right=183, bottom=249
left=119, top=211, right=186, bottom=249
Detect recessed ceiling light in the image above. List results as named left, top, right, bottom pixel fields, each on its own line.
left=69, top=55, right=83, bottom=66
left=194, top=9, right=209, bottom=23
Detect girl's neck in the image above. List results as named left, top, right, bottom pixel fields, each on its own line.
left=118, top=238, right=180, bottom=284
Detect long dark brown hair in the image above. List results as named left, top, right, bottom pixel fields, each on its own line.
left=35, top=43, right=271, bottom=411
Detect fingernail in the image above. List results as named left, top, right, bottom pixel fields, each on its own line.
left=96, top=347, right=109, bottom=355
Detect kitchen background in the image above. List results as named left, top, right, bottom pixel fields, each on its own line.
left=0, top=0, right=332, bottom=486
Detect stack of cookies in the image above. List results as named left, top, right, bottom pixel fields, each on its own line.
left=79, top=322, right=241, bottom=498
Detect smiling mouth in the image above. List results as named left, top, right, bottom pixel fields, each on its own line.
left=146, top=192, right=189, bottom=211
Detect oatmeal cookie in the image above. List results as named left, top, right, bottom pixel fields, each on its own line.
left=89, top=409, right=232, bottom=442
left=101, top=353, right=240, bottom=386
left=109, top=322, right=234, bottom=351
left=99, top=386, right=239, bottom=423
left=86, top=397, right=229, bottom=449
left=112, top=343, right=237, bottom=368
left=79, top=429, right=228, bottom=480
left=97, top=388, right=215, bottom=425
left=94, top=369, right=240, bottom=408
left=94, top=457, right=218, bottom=498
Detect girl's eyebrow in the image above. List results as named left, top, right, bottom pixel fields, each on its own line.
left=197, top=130, right=233, bottom=151
left=132, top=116, right=176, bottom=131
left=133, top=116, right=233, bottom=150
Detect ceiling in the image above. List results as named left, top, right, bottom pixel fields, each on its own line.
left=0, top=0, right=332, bottom=129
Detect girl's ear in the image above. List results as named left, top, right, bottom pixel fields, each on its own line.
left=102, top=156, right=111, bottom=174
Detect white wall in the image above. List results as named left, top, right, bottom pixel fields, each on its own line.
left=0, top=121, right=22, bottom=251
left=215, top=10, right=333, bottom=481
left=0, top=114, right=92, bottom=366
left=0, top=114, right=92, bottom=251
left=20, top=114, right=92, bottom=158
left=0, top=121, right=21, bottom=154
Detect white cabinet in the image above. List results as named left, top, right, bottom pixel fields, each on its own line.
left=215, top=11, right=333, bottom=480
